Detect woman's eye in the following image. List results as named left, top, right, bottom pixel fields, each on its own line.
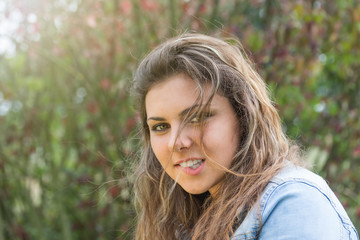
left=190, top=115, right=201, bottom=123
left=151, top=123, right=169, bottom=132
left=190, top=112, right=212, bottom=124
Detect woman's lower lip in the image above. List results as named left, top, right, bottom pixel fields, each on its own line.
left=176, top=160, right=205, bottom=176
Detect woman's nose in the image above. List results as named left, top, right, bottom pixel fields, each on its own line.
left=168, top=126, right=193, bottom=152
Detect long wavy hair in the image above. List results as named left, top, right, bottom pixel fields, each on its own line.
left=132, top=33, right=300, bottom=239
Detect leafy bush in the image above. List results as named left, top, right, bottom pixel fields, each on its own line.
left=0, top=0, right=359, bottom=239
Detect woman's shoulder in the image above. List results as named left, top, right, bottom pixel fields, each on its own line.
left=257, top=162, right=338, bottom=212
left=270, top=162, right=324, bottom=184
left=232, top=163, right=359, bottom=240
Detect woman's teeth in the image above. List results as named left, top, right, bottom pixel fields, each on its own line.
left=179, top=159, right=203, bottom=169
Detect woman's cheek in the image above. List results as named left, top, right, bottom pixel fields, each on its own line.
left=151, top=137, right=168, bottom=163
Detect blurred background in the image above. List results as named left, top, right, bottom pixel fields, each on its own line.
left=0, top=0, right=359, bottom=239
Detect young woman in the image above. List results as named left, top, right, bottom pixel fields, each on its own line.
left=132, top=33, right=358, bottom=239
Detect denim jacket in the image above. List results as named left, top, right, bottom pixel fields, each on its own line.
left=232, top=164, right=359, bottom=239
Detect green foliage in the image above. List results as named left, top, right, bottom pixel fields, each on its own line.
left=0, top=0, right=359, bottom=239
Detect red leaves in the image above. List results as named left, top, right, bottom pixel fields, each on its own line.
left=140, top=0, right=158, bottom=11
left=77, top=174, right=92, bottom=185
left=353, top=146, right=360, bottom=158
left=86, top=101, right=99, bottom=115
left=126, top=117, right=136, bottom=130
left=100, top=78, right=111, bottom=90
left=93, top=157, right=108, bottom=167
left=120, top=0, right=132, bottom=15
left=77, top=199, right=95, bottom=209
left=11, top=223, right=29, bottom=240
left=108, top=185, right=120, bottom=198
left=122, top=117, right=136, bottom=136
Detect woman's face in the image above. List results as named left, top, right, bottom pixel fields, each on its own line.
left=145, top=74, right=240, bottom=195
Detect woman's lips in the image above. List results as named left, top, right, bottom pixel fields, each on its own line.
left=175, top=159, right=205, bottom=176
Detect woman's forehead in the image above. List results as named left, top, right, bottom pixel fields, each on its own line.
left=146, top=74, right=208, bottom=98
left=145, top=74, right=230, bottom=118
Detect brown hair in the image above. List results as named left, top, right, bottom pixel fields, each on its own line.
left=132, top=33, right=299, bottom=239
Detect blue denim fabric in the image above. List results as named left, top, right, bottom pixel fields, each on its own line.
left=232, top=164, right=359, bottom=239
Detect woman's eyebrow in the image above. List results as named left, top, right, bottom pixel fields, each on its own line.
left=147, top=116, right=165, bottom=122
left=178, top=104, right=200, bottom=118
left=147, top=104, right=200, bottom=122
